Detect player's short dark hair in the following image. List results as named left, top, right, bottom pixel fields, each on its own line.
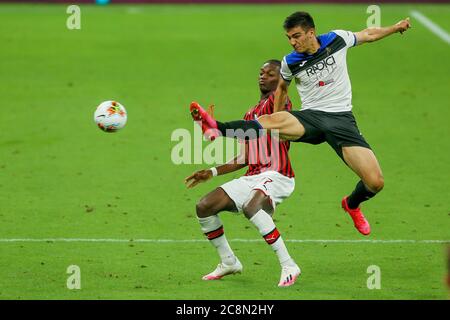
left=264, top=59, right=281, bottom=68
left=283, top=11, right=315, bottom=31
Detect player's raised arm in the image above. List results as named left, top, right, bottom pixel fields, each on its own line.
left=354, top=17, right=411, bottom=45
left=273, top=77, right=290, bottom=113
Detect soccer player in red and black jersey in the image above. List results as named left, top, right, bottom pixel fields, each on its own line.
left=185, top=60, right=300, bottom=287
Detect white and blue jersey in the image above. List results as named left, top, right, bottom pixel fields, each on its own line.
left=281, top=30, right=357, bottom=113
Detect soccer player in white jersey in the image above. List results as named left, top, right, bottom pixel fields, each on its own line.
left=189, top=11, right=411, bottom=236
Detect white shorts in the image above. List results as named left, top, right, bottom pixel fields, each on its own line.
left=220, top=171, right=295, bottom=212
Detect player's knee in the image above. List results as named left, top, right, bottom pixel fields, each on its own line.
left=242, top=203, right=259, bottom=219
left=196, top=200, right=214, bottom=218
left=367, top=174, right=384, bottom=193
left=374, top=176, right=385, bottom=193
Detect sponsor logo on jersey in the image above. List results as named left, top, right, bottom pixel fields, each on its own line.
left=317, top=79, right=335, bottom=87
left=305, top=56, right=336, bottom=77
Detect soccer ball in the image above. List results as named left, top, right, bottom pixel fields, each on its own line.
left=94, top=100, right=127, bottom=132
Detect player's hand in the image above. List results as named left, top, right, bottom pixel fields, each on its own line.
left=396, top=17, right=411, bottom=34
left=185, top=169, right=213, bottom=188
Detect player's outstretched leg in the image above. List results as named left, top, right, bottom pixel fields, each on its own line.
left=196, top=188, right=243, bottom=280
left=243, top=191, right=301, bottom=287
left=190, top=101, right=262, bottom=141
left=189, top=101, right=304, bottom=142
left=341, top=146, right=385, bottom=236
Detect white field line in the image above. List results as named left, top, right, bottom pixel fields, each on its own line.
left=0, top=238, right=448, bottom=244
left=410, top=10, right=450, bottom=44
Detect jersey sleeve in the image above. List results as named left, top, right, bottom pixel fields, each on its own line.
left=280, top=57, right=293, bottom=82
left=333, top=29, right=357, bottom=48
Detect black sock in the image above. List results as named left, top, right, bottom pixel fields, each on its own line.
left=347, top=180, right=376, bottom=209
left=216, top=120, right=263, bottom=140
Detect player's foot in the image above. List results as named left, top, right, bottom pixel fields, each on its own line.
left=202, top=258, right=243, bottom=280
left=190, top=101, right=220, bottom=141
left=341, top=196, right=371, bottom=236
left=278, top=264, right=301, bottom=287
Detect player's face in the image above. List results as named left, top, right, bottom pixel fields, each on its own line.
left=286, top=26, right=315, bottom=53
left=259, top=63, right=280, bottom=93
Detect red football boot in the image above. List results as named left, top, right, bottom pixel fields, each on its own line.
left=341, top=196, right=371, bottom=236
left=190, top=101, right=220, bottom=141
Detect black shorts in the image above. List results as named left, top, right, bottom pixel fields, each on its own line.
left=289, top=109, right=371, bottom=160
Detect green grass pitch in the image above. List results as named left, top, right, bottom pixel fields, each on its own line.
left=0, top=3, right=449, bottom=299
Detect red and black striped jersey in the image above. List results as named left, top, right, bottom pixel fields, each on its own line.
left=243, top=93, right=295, bottom=178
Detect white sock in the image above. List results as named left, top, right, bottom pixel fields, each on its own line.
left=198, top=215, right=236, bottom=266
left=250, top=209, right=295, bottom=267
